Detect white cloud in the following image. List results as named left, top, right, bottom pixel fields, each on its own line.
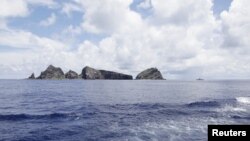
left=220, top=0, right=250, bottom=48
left=137, top=0, right=152, bottom=9
left=40, top=13, right=57, bottom=26
left=26, top=0, right=57, bottom=8
left=0, top=29, right=65, bottom=49
left=150, top=0, right=215, bottom=25
left=53, top=25, right=83, bottom=48
left=75, top=0, right=142, bottom=34
left=62, top=2, right=82, bottom=16
left=0, top=0, right=57, bottom=19
left=0, top=0, right=58, bottom=29
left=0, top=0, right=29, bottom=18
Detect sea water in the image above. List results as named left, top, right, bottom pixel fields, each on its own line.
left=0, top=80, right=250, bottom=141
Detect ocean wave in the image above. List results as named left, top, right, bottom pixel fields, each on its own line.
left=131, top=103, right=169, bottom=110
left=236, top=97, right=250, bottom=104
left=102, top=103, right=171, bottom=111
left=231, top=115, right=250, bottom=120
left=219, top=105, right=247, bottom=112
left=0, top=113, right=78, bottom=121
left=186, top=101, right=221, bottom=108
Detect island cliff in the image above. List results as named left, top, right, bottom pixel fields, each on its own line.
left=65, top=70, right=79, bottom=79
left=81, top=66, right=133, bottom=80
left=37, top=65, right=65, bottom=80
left=136, top=68, right=164, bottom=80
left=81, top=66, right=103, bottom=79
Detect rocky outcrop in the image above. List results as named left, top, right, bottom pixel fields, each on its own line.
left=37, top=65, right=65, bottom=79
left=81, top=66, right=104, bottom=79
left=99, top=70, right=133, bottom=80
left=136, top=68, right=164, bottom=80
left=65, top=70, right=79, bottom=79
left=28, top=73, right=35, bottom=79
left=81, top=66, right=133, bottom=80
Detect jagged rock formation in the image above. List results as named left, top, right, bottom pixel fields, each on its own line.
left=37, top=65, right=65, bottom=79
left=65, top=70, right=79, bottom=79
left=28, top=73, right=35, bottom=79
left=30, top=65, right=166, bottom=80
left=81, top=66, right=133, bottom=80
left=136, top=68, right=164, bottom=80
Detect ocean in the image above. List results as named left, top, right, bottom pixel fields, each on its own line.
left=0, top=80, right=250, bottom=141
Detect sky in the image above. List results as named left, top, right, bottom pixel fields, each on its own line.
left=1, top=0, right=249, bottom=80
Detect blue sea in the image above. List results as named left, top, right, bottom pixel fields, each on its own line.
left=0, top=80, right=250, bottom=141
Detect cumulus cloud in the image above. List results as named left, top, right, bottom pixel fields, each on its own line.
left=221, top=0, right=250, bottom=48
left=0, top=28, right=65, bottom=49
left=75, top=0, right=142, bottom=34
left=0, top=0, right=29, bottom=18
left=0, top=0, right=57, bottom=18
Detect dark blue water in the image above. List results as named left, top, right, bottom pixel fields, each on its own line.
left=0, top=80, right=250, bottom=141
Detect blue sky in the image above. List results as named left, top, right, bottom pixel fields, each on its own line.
left=213, top=0, right=232, bottom=14
left=1, top=0, right=250, bottom=79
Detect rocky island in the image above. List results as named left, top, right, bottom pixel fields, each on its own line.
left=37, top=65, right=65, bottom=79
left=65, top=70, right=80, bottom=79
left=136, top=68, right=164, bottom=80
left=28, top=65, right=164, bottom=80
left=28, top=73, right=35, bottom=79
left=81, top=66, right=133, bottom=80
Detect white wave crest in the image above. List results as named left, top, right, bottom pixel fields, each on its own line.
left=236, top=97, right=250, bottom=104
left=219, top=105, right=247, bottom=112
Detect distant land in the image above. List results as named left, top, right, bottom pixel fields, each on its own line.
left=28, top=65, right=164, bottom=80
left=196, top=78, right=204, bottom=81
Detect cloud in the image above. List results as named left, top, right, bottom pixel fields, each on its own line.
left=0, top=28, right=66, bottom=50
left=0, top=0, right=57, bottom=19
left=40, top=13, right=57, bottom=26
left=150, top=0, right=216, bottom=26
left=220, top=0, right=250, bottom=48
left=75, top=0, right=142, bottom=34
left=0, top=0, right=58, bottom=29
left=26, top=0, right=57, bottom=8
left=137, top=0, right=152, bottom=9
left=63, top=25, right=82, bottom=35
left=0, top=0, right=29, bottom=18
left=62, top=2, right=82, bottom=16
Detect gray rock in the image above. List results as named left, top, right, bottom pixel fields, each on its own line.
left=81, top=66, right=104, bottom=79
left=136, top=68, right=164, bottom=80
left=37, top=65, right=65, bottom=79
left=99, top=70, right=133, bottom=80
left=81, top=66, right=133, bottom=80
left=65, top=70, right=79, bottom=79
left=28, top=73, right=35, bottom=79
